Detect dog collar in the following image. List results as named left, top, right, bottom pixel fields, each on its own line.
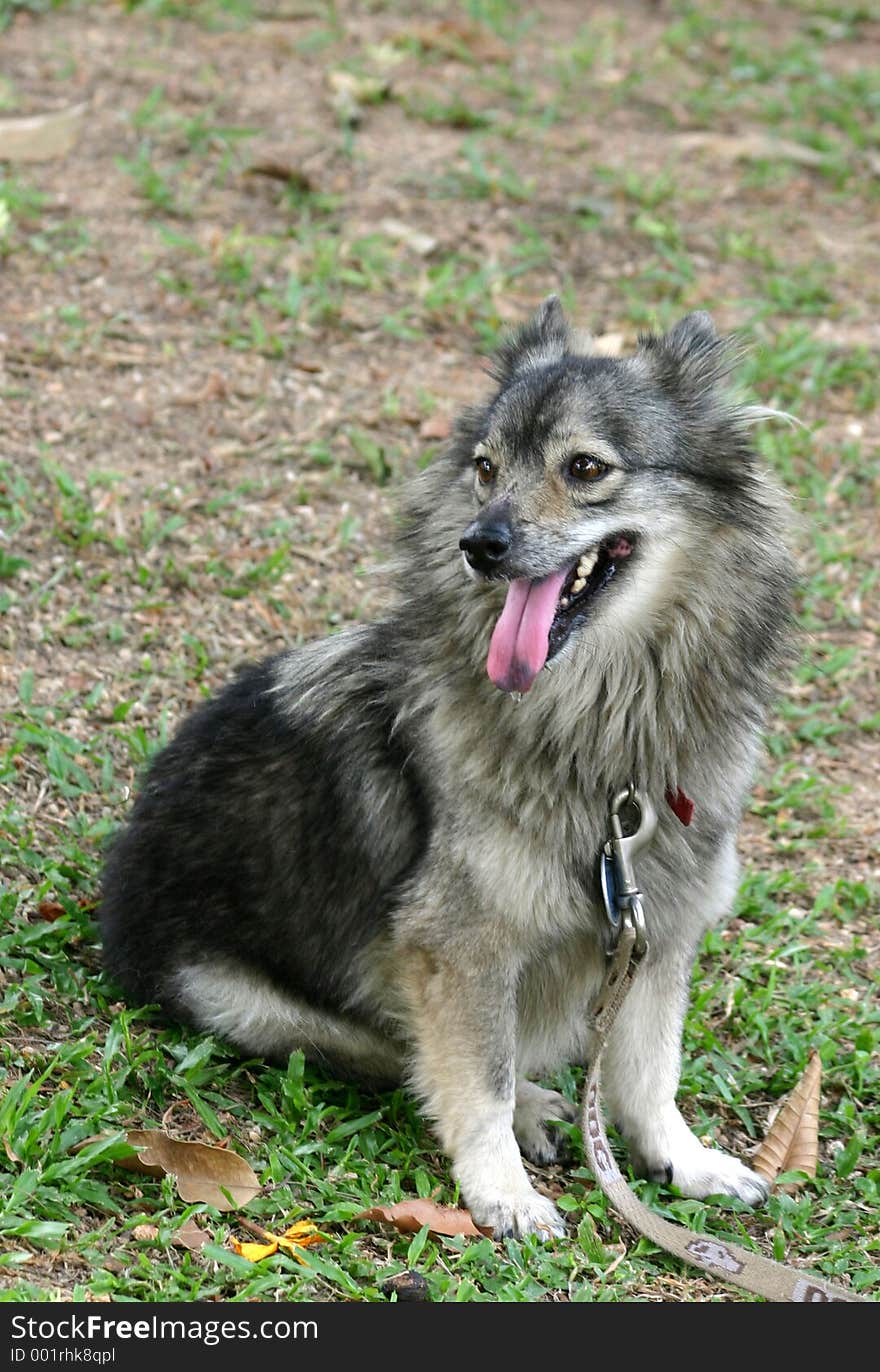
left=665, top=786, right=694, bottom=826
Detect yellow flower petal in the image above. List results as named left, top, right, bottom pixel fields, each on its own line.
left=277, top=1221, right=324, bottom=1263
left=229, top=1220, right=324, bottom=1264
left=231, top=1238, right=279, bottom=1262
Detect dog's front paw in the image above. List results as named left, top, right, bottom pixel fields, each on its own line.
left=469, top=1187, right=566, bottom=1240
left=636, top=1144, right=769, bottom=1206
left=514, top=1083, right=576, bottom=1165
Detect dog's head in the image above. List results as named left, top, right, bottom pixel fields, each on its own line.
left=450, top=297, right=785, bottom=694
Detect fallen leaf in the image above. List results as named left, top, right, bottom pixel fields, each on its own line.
left=675, top=131, right=826, bottom=168
left=231, top=1219, right=324, bottom=1264
left=173, top=1218, right=210, bottom=1252
left=132, top=1224, right=159, bottom=1241
left=233, top=1238, right=279, bottom=1262
left=79, top=1130, right=260, bottom=1209
left=753, top=1052, right=822, bottom=1187
left=356, top=1198, right=489, bottom=1238
left=0, top=103, right=87, bottom=163
left=36, top=899, right=65, bottom=921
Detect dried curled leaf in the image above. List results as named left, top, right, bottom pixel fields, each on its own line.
left=753, top=1052, right=822, bottom=1186
left=79, top=1130, right=260, bottom=1209
left=230, top=1220, right=324, bottom=1264
left=356, top=1198, right=490, bottom=1238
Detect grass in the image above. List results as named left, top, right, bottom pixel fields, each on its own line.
left=2, top=812, right=877, bottom=1300
left=1, top=0, right=878, bottom=1303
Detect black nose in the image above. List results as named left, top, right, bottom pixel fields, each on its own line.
left=459, top=519, right=512, bottom=573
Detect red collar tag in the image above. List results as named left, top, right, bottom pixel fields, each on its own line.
left=665, top=786, right=695, bottom=826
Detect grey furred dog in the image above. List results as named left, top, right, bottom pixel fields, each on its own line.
left=100, top=299, right=795, bottom=1239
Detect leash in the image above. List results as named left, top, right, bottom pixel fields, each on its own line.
left=581, top=786, right=869, bottom=1303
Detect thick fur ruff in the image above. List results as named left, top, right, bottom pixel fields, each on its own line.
left=100, top=302, right=795, bottom=1237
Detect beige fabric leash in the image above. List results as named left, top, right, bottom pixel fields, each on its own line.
left=581, top=792, right=869, bottom=1304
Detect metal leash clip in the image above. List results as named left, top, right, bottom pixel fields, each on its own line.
left=599, top=785, right=657, bottom=961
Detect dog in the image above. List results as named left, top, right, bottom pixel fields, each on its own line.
left=99, top=299, right=795, bottom=1238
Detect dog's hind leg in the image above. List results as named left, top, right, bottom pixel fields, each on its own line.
left=173, top=959, right=403, bottom=1081
left=513, top=1081, right=577, bottom=1165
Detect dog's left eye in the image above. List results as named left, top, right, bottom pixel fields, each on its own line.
left=568, top=454, right=608, bottom=482
left=475, top=457, right=496, bottom=486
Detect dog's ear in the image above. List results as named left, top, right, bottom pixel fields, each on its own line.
left=489, top=295, right=570, bottom=385
left=638, top=311, right=736, bottom=398
left=667, top=310, right=719, bottom=353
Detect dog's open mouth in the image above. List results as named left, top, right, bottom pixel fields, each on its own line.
left=486, top=534, right=637, bottom=694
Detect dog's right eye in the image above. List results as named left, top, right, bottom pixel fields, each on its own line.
left=475, top=457, right=496, bottom=485
left=568, top=454, right=608, bottom=482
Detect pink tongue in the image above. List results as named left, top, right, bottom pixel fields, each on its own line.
left=487, top=568, right=570, bottom=693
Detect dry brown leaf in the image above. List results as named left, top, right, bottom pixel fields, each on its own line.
left=753, top=1052, right=822, bottom=1186
left=356, top=1198, right=489, bottom=1238
left=125, top=1131, right=259, bottom=1210
left=675, top=131, right=826, bottom=168
left=35, top=899, right=65, bottom=921
left=0, top=103, right=87, bottom=163
left=77, top=1130, right=260, bottom=1208
left=173, top=1218, right=210, bottom=1252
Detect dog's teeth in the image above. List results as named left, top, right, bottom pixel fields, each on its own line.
left=571, top=578, right=586, bottom=594
left=560, top=596, right=570, bottom=609
left=577, top=551, right=597, bottom=579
